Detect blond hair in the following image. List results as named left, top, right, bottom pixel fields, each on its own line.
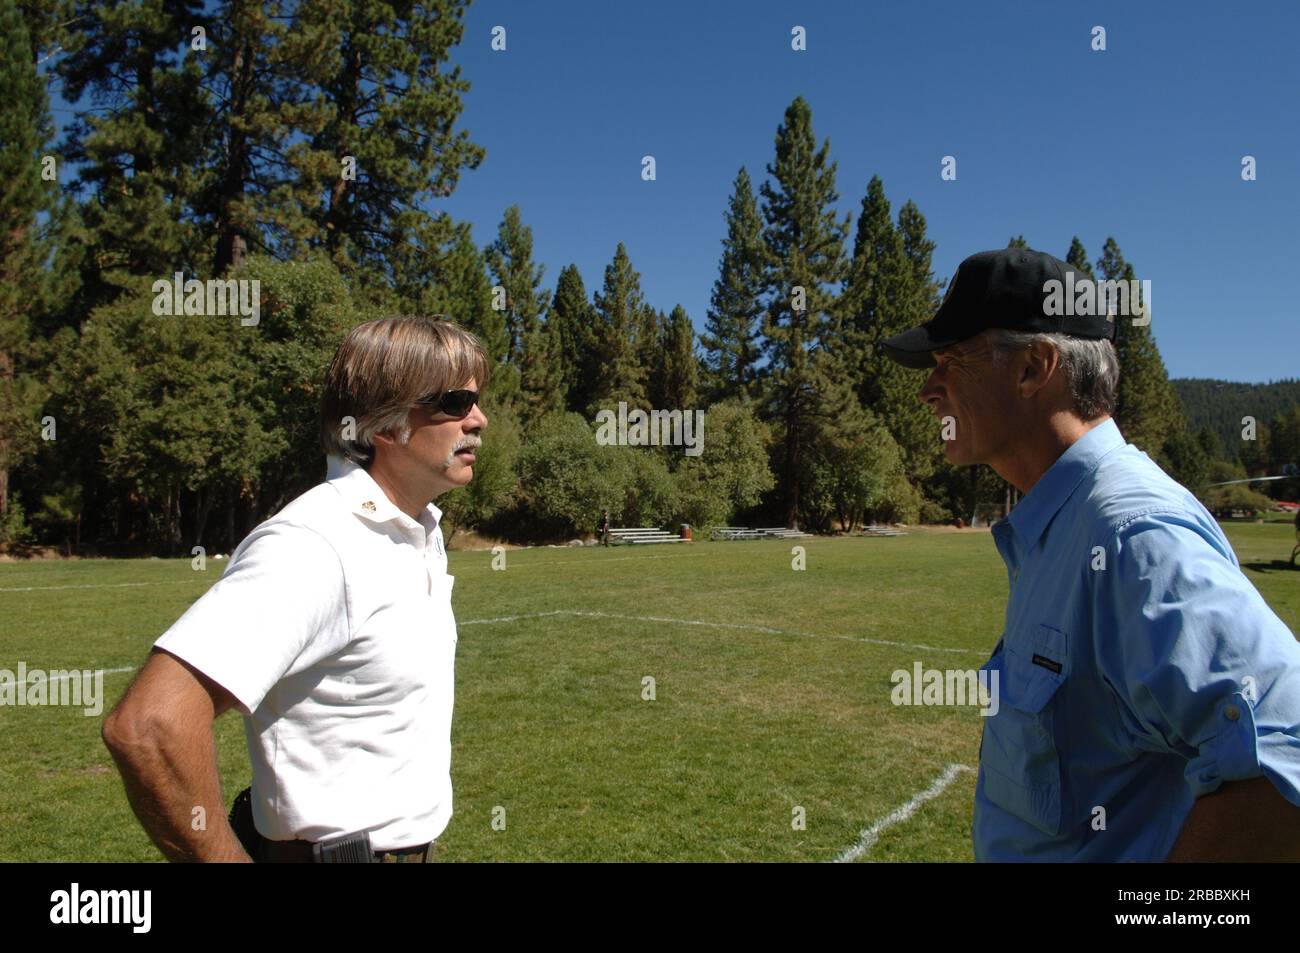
left=320, top=317, right=490, bottom=467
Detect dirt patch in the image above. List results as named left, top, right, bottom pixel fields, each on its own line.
left=0, top=546, right=74, bottom=562
left=446, top=529, right=527, bottom=552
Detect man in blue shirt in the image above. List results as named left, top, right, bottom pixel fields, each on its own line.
left=882, top=247, right=1300, bottom=861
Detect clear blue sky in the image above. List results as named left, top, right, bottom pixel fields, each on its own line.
left=440, top=0, right=1299, bottom=383
left=41, top=1, right=1299, bottom=382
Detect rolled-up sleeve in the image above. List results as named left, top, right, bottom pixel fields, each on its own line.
left=1093, top=511, right=1300, bottom=807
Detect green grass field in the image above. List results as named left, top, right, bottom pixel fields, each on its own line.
left=2, top=523, right=1297, bottom=862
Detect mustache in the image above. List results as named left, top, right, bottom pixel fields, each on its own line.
left=453, top=436, right=482, bottom=452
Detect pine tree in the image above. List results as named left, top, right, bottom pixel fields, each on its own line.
left=802, top=344, right=897, bottom=532
left=280, top=0, right=484, bottom=282
left=549, top=264, right=597, bottom=412
left=1196, top=424, right=1225, bottom=463
left=589, top=243, right=649, bottom=414
left=485, top=206, right=558, bottom=421
left=636, top=305, right=664, bottom=409
left=841, top=177, right=938, bottom=483
left=423, top=224, right=516, bottom=403
left=701, top=167, right=765, bottom=402
left=57, top=0, right=210, bottom=307
left=1007, top=235, right=1029, bottom=249
left=1097, top=238, right=1183, bottom=457
left=652, top=305, right=699, bottom=411
left=0, top=0, right=58, bottom=525
left=516, top=319, right=563, bottom=424
left=758, top=97, right=850, bottom=527
left=55, top=0, right=484, bottom=290
left=1267, top=405, right=1300, bottom=501
left=485, top=205, right=548, bottom=364
left=1065, top=236, right=1094, bottom=278
left=898, top=200, right=940, bottom=307
left=891, top=197, right=943, bottom=481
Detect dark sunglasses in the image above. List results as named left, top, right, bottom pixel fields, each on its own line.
left=414, top=388, right=479, bottom=418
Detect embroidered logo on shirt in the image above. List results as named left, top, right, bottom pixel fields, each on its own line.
left=361, top=501, right=377, bottom=513
left=1032, top=654, right=1063, bottom=674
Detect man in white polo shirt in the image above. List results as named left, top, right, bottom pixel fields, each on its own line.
left=103, top=317, right=489, bottom=862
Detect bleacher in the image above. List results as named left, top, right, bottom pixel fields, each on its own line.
left=756, top=526, right=813, bottom=539
left=608, top=527, right=687, bottom=545
left=860, top=525, right=907, bottom=537
left=709, top=526, right=813, bottom=541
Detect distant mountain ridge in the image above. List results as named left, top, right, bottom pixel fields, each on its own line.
left=1172, top=378, right=1300, bottom=452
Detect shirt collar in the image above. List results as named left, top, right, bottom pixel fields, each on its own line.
left=1004, top=417, right=1126, bottom=549
left=325, top=455, right=443, bottom=536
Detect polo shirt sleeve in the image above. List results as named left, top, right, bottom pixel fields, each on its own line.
left=1093, top=510, right=1300, bottom=808
left=154, top=522, right=351, bottom=716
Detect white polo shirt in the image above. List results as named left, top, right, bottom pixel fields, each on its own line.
left=154, top=456, right=457, bottom=850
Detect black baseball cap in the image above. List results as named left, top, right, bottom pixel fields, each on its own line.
left=881, top=248, right=1118, bottom=369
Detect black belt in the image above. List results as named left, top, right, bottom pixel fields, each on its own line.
left=259, top=839, right=435, bottom=863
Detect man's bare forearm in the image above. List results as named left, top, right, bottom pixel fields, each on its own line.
left=1167, top=776, right=1300, bottom=862
left=104, top=720, right=252, bottom=862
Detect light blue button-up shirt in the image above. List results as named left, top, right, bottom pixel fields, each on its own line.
left=973, top=417, right=1300, bottom=861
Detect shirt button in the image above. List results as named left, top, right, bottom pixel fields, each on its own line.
left=1224, top=705, right=1241, bottom=721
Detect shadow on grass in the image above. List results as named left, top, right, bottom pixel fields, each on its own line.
left=1241, top=559, right=1300, bottom=574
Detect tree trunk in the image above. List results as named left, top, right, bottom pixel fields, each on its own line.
left=0, top=337, right=12, bottom=521
left=224, top=487, right=235, bottom=553
left=215, top=20, right=255, bottom=273
left=194, top=487, right=214, bottom=550
left=325, top=39, right=363, bottom=258
left=784, top=403, right=800, bottom=529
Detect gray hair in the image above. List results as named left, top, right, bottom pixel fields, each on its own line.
left=986, top=328, right=1118, bottom=420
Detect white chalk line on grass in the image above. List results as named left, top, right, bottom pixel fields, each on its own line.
left=459, top=609, right=983, bottom=656
left=833, top=763, right=975, bottom=863
left=0, top=581, right=199, bottom=593
left=14, top=666, right=135, bottom=686
left=78, top=604, right=981, bottom=682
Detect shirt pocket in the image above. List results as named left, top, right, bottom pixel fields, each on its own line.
left=979, top=624, right=1069, bottom=835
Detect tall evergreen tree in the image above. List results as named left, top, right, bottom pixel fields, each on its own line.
left=0, top=0, right=58, bottom=526
left=55, top=0, right=484, bottom=288
left=1065, top=236, right=1094, bottom=278
left=701, top=167, right=765, bottom=402
left=1097, top=237, right=1183, bottom=457
left=898, top=200, right=939, bottom=307
left=890, top=197, right=943, bottom=481
left=1196, top=423, right=1225, bottom=463
left=515, top=319, right=563, bottom=423
left=485, top=205, right=557, bottom=420
left=484, top=205, right=547, bottom=364
left=57, top=0, right=210, bottom=308
left=758, top=97, right=850, bottom=527
left=549, top=263, right=596, bottom=412
left=280, top=0, right=484, bottom=284
left=651, top=305, right=699, bottom=411
left=424, top=223, right=516, bottom=403
left=589, top=243, right=649, bottom=413
left=841, top=177, right=938, bottom=482
left=635, top=305, right=663, bottom=407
